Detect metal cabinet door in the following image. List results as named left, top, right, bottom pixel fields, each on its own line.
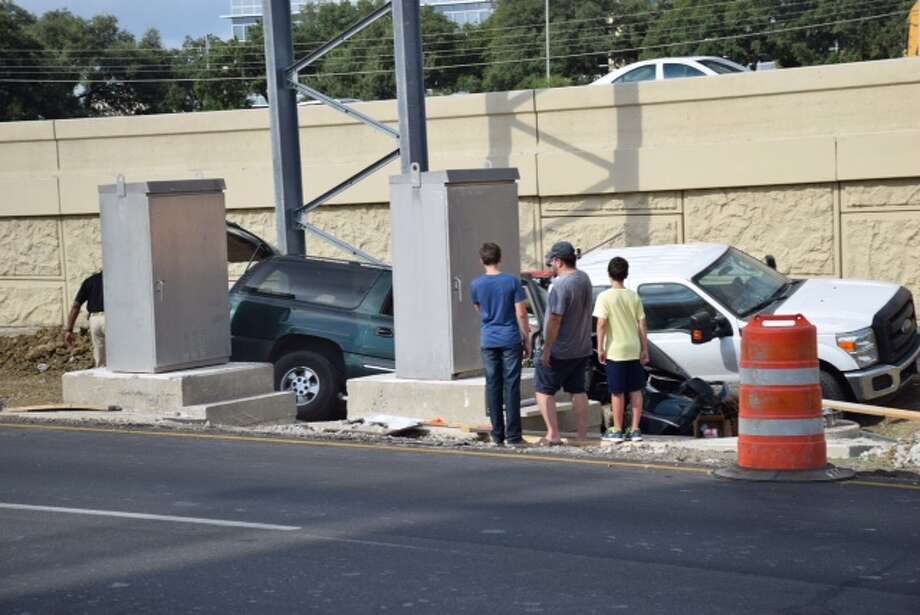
left=148, top=193, right=230, bottom=371
left=446, top=182, right=520, bottom=376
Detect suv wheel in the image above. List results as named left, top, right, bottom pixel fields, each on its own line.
left=274, top=350, right=340, bottom=421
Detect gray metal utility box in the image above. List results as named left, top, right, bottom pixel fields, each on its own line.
left=389, top=168, right=520, bottom=380
left=99, top=179, right=230, bottom=373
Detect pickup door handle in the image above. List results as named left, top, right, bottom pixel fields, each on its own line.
left=376, top=327, right=393, bottom=338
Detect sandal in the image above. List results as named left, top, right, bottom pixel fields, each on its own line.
left=538, top=438, right=564, bottom=447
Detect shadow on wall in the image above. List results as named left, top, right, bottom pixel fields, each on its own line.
left=486, top=84, right=651, bottom=270
left=484, top=89, right=539, bottom=269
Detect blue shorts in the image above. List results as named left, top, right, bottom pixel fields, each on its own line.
left=606, top=360, right=648, bottom=395
left=534, top=354, right=589, bottom=396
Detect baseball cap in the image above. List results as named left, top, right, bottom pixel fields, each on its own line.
left=545, top=241, right=576, bottom=266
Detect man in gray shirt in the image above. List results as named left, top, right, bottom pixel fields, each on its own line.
left=535, top=241, right=593, bottom=444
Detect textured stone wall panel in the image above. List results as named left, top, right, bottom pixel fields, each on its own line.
left=61, top=216, right=102, bottom=304
left=684, top=184, right=835, bottom=276
left=841, top=179, right=920, bottom=210
left=226, top=209, right=277, bottom=280
left=541, top=192, right=681, bottom=216
left=307, top=204, right=392, bottom=262
left=541, top=215, right=681, bottom=256
left=0, top=218, right=62, bottom=277
left=842, top=212, right=920, bottom=300
left=518, top=197, right=541, bottom=270
left=0, top=285, right=64, bottom=326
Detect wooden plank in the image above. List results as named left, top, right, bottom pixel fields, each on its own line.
left=3, top=403, right=118, bottom=413
left=822, top=399, right=920, bottom=422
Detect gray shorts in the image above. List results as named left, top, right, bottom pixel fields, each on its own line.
left=534, top=354, right=588, bottom=396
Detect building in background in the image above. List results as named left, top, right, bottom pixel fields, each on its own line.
left=222, top=0, right=495, bottom=41
left=424, top=0, right=495, bottom=26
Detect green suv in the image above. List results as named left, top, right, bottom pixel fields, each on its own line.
left=229, top=255, right=546, bottom=420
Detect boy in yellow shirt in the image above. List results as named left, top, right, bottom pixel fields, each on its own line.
left=593, top=257, right=649, bottom=443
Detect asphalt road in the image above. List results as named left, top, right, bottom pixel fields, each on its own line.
left=1, top=425, right=919, bottom=615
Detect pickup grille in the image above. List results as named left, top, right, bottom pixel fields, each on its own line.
left=873, top=288, right=920, bottom=364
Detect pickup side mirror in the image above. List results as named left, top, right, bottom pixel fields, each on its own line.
left=690, top=310, right=715, bottom=345
left=713, top=313, right=733, bottom=338
left=764, top=255, right=777, bottom=270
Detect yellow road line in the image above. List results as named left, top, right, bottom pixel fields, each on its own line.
left=2, top=421, right=919, bottom=491
left=0, top=421, right=709, bottom=474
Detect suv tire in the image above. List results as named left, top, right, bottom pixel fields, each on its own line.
left=274, top=350, right=341, bottom=421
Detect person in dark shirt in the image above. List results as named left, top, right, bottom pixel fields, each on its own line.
left=65, top=271, right=106, bottom=367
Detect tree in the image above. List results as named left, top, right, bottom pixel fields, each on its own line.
left=278, top=0, right=470, bottom=102
left=640, top=0, right=914, bottom=70
left=766, top=0, right=914, bottom=68
left=174, top=35, right=262, bottom=112
left=480, top=0, right=655, bottom=92
left=640, top=0, right=774, bottom=68
left=0, top=1, right=78, bottom=120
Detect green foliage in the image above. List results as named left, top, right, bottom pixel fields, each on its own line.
left=481, top=0, right=655, bottom=90
left=642, top=0, right=914, bottom=69
left=289, top=1, right=470, bottom=101
left=0, top=0, right=914, bottom=121
left=0, top=1, right=78, bottom=120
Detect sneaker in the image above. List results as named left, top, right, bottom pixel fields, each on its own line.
left=506, top=439, right=528, bottom=449
left=601, top=429, right=625, bottom=443
left=626, top=429, right=643, bottom=442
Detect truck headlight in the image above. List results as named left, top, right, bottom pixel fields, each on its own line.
left=836, top=328, right=878, bottom=368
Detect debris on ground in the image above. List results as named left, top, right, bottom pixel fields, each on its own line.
left=0, top=326, right=94, bottom=376
left=306, top=415, right=424, bottom=437
left=2, top=403, right=120, bottom=413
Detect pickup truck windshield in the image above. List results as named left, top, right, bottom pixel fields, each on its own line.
left=694, top=248, right=789, bottom=317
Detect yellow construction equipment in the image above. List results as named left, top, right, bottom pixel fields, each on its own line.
left=910, top=1, right=919, bottom=56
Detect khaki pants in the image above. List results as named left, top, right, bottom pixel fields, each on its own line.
left=89, top=313, right=106, bottom=368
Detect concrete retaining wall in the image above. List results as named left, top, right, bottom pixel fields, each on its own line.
left=1, top=57, right=919, bottom=326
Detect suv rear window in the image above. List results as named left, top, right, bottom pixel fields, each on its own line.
left=241, top=259, right=382, bottom=310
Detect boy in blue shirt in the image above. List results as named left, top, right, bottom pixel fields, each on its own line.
left=471, top=243, right=531, bottom=446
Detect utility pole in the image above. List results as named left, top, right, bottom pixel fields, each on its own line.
left=262, top=0, right=306, bottom=256
left=392, top=0, right=429, bottom=173
left=545, top=0, right=550, bottom=82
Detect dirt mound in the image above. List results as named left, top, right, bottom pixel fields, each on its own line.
left=0, top=327, right=94, bottom=375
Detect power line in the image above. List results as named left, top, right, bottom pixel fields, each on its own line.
left=0, top=0, right=733, bottom=53
left=0, top=0, right=858, bottom=56
left=0, top=10, right=904, bottom=84
left=0, top=0, right=905, bottom=73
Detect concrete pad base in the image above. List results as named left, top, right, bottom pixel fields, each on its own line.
left=183, top=392, right=296, bottom=427
left=63, top=363, right=274, bottom=412
left=520, top=400, right=604, bottom=433
left=347, top=369, right=575, bottom=426
left=62, top=362, right=296, bottom=425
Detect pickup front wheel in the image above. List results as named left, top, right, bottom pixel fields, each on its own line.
left=274, top=350, right=341, bottom=421
left=819, top=369, right=847, bottom=401
left=820, top=367, right=883, bottom=426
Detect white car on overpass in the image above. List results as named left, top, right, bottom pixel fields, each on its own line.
left=590, top=56, right=750, bottom=86
left=577, top=244, right=920, bottom=402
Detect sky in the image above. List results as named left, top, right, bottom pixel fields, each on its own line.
left=18, top=0, right=232, bottom=48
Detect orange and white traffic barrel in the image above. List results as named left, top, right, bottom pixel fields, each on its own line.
left=715, top=314, right=853, bottom=482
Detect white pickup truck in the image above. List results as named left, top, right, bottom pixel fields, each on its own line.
left=577, top=244, right=920, bottom=402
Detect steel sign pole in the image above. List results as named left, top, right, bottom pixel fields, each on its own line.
left=392, top=0, right=429, bottom=173
left=262, top=0, right=306, bottom=256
